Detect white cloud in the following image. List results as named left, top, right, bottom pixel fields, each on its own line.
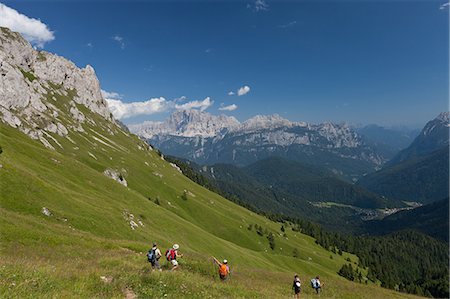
left=237, top=85, right=251, bottom=96
left=175, top=97, right=213, bottom=111
left=106, top=97, right=168, bottom=119
left=278, top=21, right=297, bottom=29
left=104, top=91, right=214, bottom=119
left=219, top=104, right=238, bottom=111
left=440, top=2, right=449, bottom=9
left=253, top=0, right=269, bottom=11
left=0, top=3, right=54, bottom=48
left=113, top=35, right=125, bottom=49
left=101, top=89, right=122, bottom=100
left=228, top=91, right=235, bottom=96
left=86, top=42, right=93, bottom=48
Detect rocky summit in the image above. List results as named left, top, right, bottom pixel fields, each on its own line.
left=130, top=109, right=385, bottom=179
left=0, top=27, right=113, bottom=150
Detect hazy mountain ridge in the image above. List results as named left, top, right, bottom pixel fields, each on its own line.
left=357, top=146, right=449, bottom=204
left=388, top=112, right=449, bottom=165
left=357, top=124, right=420, bottom=160
left=357, top=113, right=449, bottom=204
left=131, top=110, right=386, bottom=179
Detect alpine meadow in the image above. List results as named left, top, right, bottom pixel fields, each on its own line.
left=0, top=1, right=449, bottom=299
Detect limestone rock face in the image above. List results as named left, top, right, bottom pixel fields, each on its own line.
left=0, top=26, right=114, bottom=149
left=130, top=109, right=386, bottom=179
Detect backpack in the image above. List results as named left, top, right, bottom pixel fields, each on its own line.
left=219, top=264, right=229, bottom=276
left=165, top=249, right=176, bottom=261
left=147, top=248, right=156, bottom=263
left=310, top=279, right=317, bottom=288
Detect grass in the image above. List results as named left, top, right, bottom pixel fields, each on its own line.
left=18, top=67, right=37, bottom=82
left=0, top=84, right=424, bottom=298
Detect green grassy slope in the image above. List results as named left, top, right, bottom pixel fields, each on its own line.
left=357, top=147, right=449, bottom=204
left=0, top=88, right=422, bottom=298
left=364, top=198, right=449, bottom=242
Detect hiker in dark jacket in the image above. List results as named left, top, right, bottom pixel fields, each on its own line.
left=292, top=274, right=301, bottom=298
left=148, top=242, right=162, bottom=271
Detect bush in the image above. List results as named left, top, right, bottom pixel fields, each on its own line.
left=338, top=264, right=355, bottom=281
left=267, top=233, right=275, bottom=250
left=181, top=190, right=188, bottom=201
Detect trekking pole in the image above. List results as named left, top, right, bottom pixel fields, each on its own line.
left=211, top=256, right=216, bottom=278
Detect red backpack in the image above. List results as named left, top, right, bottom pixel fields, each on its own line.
left=165, top=249, right=176, bottom=261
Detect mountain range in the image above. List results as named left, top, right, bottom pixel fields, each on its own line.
left=130, top=110, right=387, bottom=180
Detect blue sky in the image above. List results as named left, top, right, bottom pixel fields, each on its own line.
left=2, top=0, right=449, bottom=127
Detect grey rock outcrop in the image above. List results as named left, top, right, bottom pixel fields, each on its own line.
left=103, top=169, right=127, bottom=187
left=0, top=27, right=114, bottom=149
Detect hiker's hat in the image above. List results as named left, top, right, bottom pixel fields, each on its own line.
left=153, top=242, right=157, bottom=246
left=223, top=259, right=228, bottom=264
left=173, top=244, right=179, bottom=250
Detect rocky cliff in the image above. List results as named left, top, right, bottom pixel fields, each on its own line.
left=0, top=27, right=114, bottom=149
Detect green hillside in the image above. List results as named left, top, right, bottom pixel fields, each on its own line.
left=357, top=147, right=449, bottom=204
left=245, top=157, right=404, bottom=209
left=364, top=198, right=449, bottom=242
left=177, top=157, right=390, bottom=233
left=0, top=102, right=420, bottom=298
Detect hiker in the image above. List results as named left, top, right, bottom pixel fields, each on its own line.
left=166, top=244, right=183, bottom=271
left=310, top=275, right=323, bottom=294
left=292, top=274, right=301, bottom=298
left=212, top=257, right=230, bottom=280
left=147, top=242, right=162, bottom=271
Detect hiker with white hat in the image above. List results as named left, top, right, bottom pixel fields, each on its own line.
left=165, top=244, right=183, bottom=271
left=213, top=256, right=230, bottom=280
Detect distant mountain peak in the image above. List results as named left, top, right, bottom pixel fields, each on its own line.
left=436, top=111, right=449, bottom=124
left=239, top=114, right=300, bottom=132
left=128, top=109, right=240, bottom=138
left=388, top=112, right=450, bottom=165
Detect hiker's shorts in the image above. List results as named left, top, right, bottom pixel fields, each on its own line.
left=171, top=259, right=178, bottom=266
left=151, top=260, right=161, bottom=269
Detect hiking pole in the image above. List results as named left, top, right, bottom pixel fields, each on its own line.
left=211, top=256, right=216, bottom=278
